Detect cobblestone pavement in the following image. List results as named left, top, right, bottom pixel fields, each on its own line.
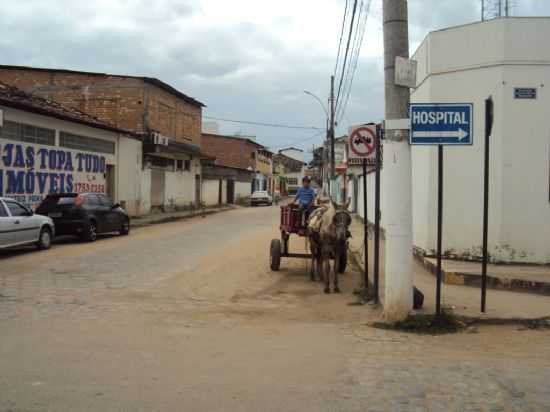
left=1, top=205, right=549, bottom=411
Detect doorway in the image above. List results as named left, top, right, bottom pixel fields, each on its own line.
left=227, top=180, right=235, bottom=204
left=150, top=169, right=165, bottom=209
left=195, top=174, right=201, bottom=206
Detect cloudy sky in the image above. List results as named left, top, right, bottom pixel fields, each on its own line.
left=1, top=0, right=549, bottom=155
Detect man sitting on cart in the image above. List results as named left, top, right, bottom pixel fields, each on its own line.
left=292, top=176, right=316, bottom=226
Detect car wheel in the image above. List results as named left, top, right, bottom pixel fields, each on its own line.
left=83, top=220, right=98, bottom=242
left=36, top=227, right=52, bottom=250
left=120, top=218, right=130, bottom=236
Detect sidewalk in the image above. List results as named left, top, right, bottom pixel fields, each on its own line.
left=348, top=215, right=550, bottom=321
left=421, top=257, right=550, bottom=296
left=131, top=205, right=238, bottom=228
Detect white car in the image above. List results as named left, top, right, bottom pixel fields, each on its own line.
left=0, top=197, right=55, bottom=250
left=250, top=190, right=273, bottom=206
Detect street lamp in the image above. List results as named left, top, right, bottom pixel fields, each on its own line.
left=303, top=90, right=329, bottom=120
left=304, top=90, right=330, bottom=196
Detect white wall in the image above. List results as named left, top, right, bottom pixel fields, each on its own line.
left=235, top=181, right=251, bottom=200
left=411, top=18, right=550, bottom=263
left=139, top=167, right=151, bottom=216
left=163, top=158, right=201, bottom=210
left=0, top=106, right=146, bottom=213
left=117, top=136, right=142, bottom=216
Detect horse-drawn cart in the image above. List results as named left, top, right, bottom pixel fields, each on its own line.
left=269, top=204, right=347, bottom=273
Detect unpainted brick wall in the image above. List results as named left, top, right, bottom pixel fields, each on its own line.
left=202, top=134, right=258, bottom=170
left=0, top=69, right=202, bottom=146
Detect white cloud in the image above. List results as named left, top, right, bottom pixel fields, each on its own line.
left=1, top=0, right=549, bottom=153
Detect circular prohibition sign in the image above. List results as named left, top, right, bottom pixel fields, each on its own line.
left=349, top=126, right=376, bottom=157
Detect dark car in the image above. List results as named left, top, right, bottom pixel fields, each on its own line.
left=36, top=193, right=130, bottom=242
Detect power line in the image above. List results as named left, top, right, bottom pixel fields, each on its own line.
left=333, top=0, right=349, bottom=79
left=336, top=0, right=371, bottom=123
left=336, top=0, right=366, bottom=121
left=269, top=130, right=325, bottom=150
left=335, top=0, right=359, bottom=110
left=202, top=115, right=324, bottom=130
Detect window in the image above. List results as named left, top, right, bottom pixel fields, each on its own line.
left=5, top=201, right=29, bottom=217
left=251, top=152, right=256, bottom=160
left=0, top=120, right=55, bottom=146
left=98, top=194, right=113, bottom=207
left=176, top=160, right=184, bottom=170
left=0, top=202, right=8, bottom=217
left=184, top=160, right=191, bottom=171
left=84, top=194, right=101, bottom=207
left=59, top=132, right=115, bottom=154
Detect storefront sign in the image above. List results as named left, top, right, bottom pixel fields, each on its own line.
left=0, top=138, right=108, bottom=207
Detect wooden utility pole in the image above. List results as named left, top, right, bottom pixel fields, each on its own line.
left=330, top=75, right=336, bottom=196
left=382, top=0, right=413, bottom=321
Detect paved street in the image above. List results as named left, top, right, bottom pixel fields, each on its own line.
left=1, top=206, right=550, bottom=412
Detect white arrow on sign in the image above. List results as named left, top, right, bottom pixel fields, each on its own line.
left=412, top=128, right=468, bottom=141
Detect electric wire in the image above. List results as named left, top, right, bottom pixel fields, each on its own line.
left=334, top=0, right=358, bottom=110
left=203, top=115, right=323, bottom=130
left=336, top=0, right=371, bottom=124
left=333, top=0, right=349, bottom=79
left=335, top=0, right=365, bottom=122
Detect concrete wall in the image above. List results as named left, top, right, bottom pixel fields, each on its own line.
left=411, top=18, right=550, bottom=263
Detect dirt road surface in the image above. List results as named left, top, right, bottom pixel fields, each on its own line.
left=1, top=206, right=549, bottom=411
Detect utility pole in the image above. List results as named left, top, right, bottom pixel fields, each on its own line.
left=382, top=0, right=413, bottom=321
left=330, top=75, right=336, bottom=198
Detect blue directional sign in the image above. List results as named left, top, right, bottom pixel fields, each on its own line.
left=410, top=103, right=473, bottom=145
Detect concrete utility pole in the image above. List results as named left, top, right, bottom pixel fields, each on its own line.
left=382, top=0, right=413, bottom=321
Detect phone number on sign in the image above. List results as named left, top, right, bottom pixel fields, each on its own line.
left=74, top=182, right=105, bottom=193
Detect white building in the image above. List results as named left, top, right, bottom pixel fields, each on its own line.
left=411, top=17, right=550, bottom=264
left=0, top=82, right=142, bottom=214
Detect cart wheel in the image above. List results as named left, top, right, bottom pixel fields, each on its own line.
left=337, top=250, right=348, bottom=273
left=270, top=239, right=282, bottom=271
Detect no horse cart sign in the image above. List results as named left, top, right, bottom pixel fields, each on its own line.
left=348, top=124, right=377, bottom=167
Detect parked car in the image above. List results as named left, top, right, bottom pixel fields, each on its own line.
left=250, top=190, right=273, bottom=206
left=35, top=193, right=130, bottom=242
left=0, top=197, right=55, bottom=250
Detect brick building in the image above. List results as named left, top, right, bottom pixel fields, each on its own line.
left=201, top=133, right=273, bottom=205
left=0, top=65, right=207, bottom=214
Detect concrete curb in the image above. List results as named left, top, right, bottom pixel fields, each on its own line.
left=131, top=206, right=237, bottom=229
left=417, top=254, right=550, bottom=297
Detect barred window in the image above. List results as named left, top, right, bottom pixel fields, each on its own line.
left=60, top=131, right=115, bottom=154
left=0, top=120, right=55, bottom=146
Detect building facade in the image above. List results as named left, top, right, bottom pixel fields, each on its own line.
left=201, top=133, right=267, bottom=203
left=0, top=65, right=206, bottom=214
left=411, top=17, right=550, bottom=264
left=272, top=152, right=305, bottom=195
left=0, top=82, right=142, bottom=214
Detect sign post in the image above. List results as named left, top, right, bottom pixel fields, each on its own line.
left=481, top=97, right=493, bottom=313
left=373, top=124, right=382, bottom=304
left=410, top=103, right=474, bottom=316
left=348, top=124, right=377, bottom=297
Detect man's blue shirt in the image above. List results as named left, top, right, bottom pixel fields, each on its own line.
left=296, top=186, right=316, bottom=207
